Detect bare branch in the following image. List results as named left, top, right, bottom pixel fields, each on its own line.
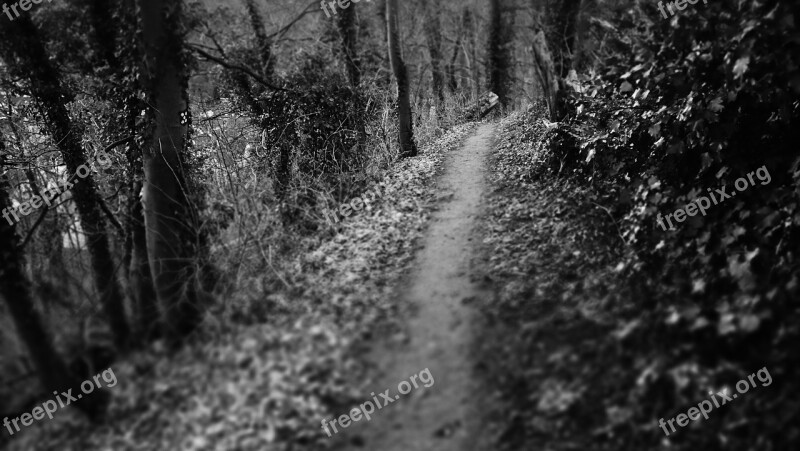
left=187, top=43, right=293, bottom=93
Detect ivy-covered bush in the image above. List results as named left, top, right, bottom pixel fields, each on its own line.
left=542, top=0, right=800, bottom=448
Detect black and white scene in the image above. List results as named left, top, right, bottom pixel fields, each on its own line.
left=0, top=0, right=798, bottom=450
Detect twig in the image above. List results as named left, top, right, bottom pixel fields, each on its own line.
left=102, top=135, right=135, bottom=154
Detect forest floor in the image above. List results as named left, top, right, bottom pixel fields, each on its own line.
left=5, top=113, right=647, bottom=451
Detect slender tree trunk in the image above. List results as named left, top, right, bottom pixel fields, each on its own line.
left=446, top=43, right=460, bottom=94
left=337, top=2, right=361, bottom=88
left=129, top=179, right=160, bottom=340
left=550, top=0, right=582, bottom=78
left=547, top=0, right=582, bottom=118
left=374, top=0, right=391, bottom=86
left=487, top=0, right=514, bottom=106
left=470, top=10, right=479, bottom=101
left=386, top=0, right=417, bottom=157
left=0, top=142, right=110, bottom=421
left=137, top=0, right=203, bottom=345
left=0, top=15, right=130, bottom=350
left=424, top=6, right=445, bottom=102
left=532, top=30, right=560, bottom=120
left=446, top=9, right=468, bottom=95
left=90, top=0, right=161, bottom=344
left=89, top=0, right=119, bottom=69
left=123, top=111, right=162, bottom=342
left=244, top=0, right=274, bottom=80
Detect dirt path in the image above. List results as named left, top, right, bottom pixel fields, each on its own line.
left=347, top=123, right=497, bottom=451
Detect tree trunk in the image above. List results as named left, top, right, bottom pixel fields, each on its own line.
left=487, top=0, right=514, bottom=106
left=549, top=0, right=582, bottom=79
left=445, top=9, right=467, bottom=95
left=546, top=0, right=582, bottom=119
left=129, top=179, right=161, bottom=340
left=244, top=0, right=274, bottom=80
left=88, top=0, right=119, bottom=69
left=137, top=0, right=203, bottom=345
left=424, top=6, right=445, bottom=103
left=386, top=0, right=417, bottom=157
left=124, top=101, right=161, bottom=342
left=532, top=30, right=560, bottom=120
left=469, top=9, right=479, bottom=101
left=0, top=142, right=110, bottom=421
left=337, top=2, right=361, bottom=88
left=0, top=15, right=131, bottom=350
left=373, top=0, right=389, bottom=86
left=90, top=0, right=161, bottom=344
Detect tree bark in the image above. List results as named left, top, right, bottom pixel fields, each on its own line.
left=446, top=8, right=470, bottom=95
left=532, top=30, right=560, bottom=120
left=549, top=0, right=582, bottom=79
left=424, top=6, right=445, bottom=102
left=0, top=140, right=110, bottom=421
left=337, top=2, right=361, bottom=88
left=469, top=9, right=479, bottom=101
left=129, top=178, right=161, bottom=340
left=546, top=0, right=582, bottom=118
left=244, top=0, right=274, bottom=80
left=0, top=15, right=130, bottom=350
left=137, top=0, right=203, bottom=345
left=386, top=0, right=417, bottom=157
left=90, top=0, right=161, bottom=344
left=487, top=0, right=514, bottom=106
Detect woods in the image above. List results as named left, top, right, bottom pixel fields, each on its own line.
left=0, top=0, right=797, bottom=450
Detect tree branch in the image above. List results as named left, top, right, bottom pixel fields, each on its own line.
left=268, top=1, right=319, bottom=42
left=187, top=44, right=293, bottom=93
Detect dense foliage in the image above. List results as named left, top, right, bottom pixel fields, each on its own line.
left=534, top=0, right=799, bottom=448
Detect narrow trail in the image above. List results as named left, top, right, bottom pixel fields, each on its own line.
left=351, top=123, right=497, bottom=451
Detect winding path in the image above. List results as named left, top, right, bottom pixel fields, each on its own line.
left=350, top=123, right=497, bottom=451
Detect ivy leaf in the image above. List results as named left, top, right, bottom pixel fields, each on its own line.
left=732, top=56, right=750, bottom=79
left=708, top=97, right=724, bottom=113
left=648, top=123, right=661, bottom=138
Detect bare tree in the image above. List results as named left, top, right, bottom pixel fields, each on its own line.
left=386, top=0, right=417, bottom=157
